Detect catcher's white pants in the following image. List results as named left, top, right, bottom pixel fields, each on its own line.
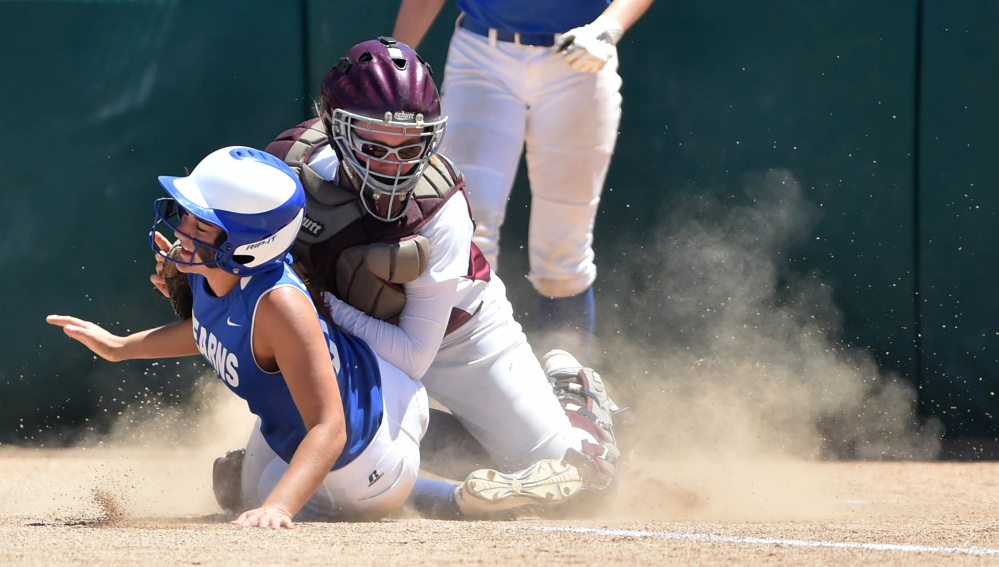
left=422, top=275, right=596, bottom=472
left=240, top=356, right=428, bottom=521
left=440, top=25, right=623, bottom=298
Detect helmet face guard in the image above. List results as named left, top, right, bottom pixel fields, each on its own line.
left=319, top=36, right=446, bottom=222
left=149, top=147, right=306, bottom=276
left=331, top=108, right=446, bottom=221
left=150, top=198, right=224, bottom=268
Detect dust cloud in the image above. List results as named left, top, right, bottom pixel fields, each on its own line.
left=25, top=169, right=942, bottom=524
left=62, top=372, right=256, bottom=521
left=594, top=168, right=942, bottom=521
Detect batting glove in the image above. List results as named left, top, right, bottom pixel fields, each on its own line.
left=552, top=15, right=624, bottom=73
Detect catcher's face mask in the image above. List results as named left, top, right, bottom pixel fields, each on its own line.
left=332, top=110, right=445, bottom=222
left=319, top=36, right=446, bottom=223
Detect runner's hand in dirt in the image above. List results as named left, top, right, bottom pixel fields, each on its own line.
left=232, top=506, right=295, bottom=529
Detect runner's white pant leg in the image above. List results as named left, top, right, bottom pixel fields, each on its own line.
left=241, top=359, right=428, bottom=521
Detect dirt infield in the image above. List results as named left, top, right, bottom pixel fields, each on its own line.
left=1, top=371, right=994, bottom=566
left=2, top=444, right=997, bottom=566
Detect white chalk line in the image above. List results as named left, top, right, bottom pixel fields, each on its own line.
left=527, top=526, right=999, bottom=557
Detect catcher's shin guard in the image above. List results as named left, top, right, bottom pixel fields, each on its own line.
left=212, top=448, right=245, bottom=514
left=542, top=349, right=627, bottom=489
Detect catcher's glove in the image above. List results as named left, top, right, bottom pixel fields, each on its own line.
left=161, top=240, right=193, bottom=319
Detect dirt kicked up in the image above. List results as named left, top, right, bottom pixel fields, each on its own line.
left=1, top=442, right=997, bottom=567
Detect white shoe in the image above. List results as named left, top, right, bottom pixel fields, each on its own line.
left=542, top=349, right=625, bottom=489
left=455, top=459, right=583, bottom=518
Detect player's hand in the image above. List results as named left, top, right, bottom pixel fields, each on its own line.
left=552, top=15, right=623, bottom=73
left=46, top=315, right=125, bottom=362
left=150, top=231, right=172, bottom=297
left=231, top=506, right=295, bottom=529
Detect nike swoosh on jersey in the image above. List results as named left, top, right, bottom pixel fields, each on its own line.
left=226, top=317, right=241, bottom=327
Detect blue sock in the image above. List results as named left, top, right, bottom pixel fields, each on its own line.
left=537, top=287, right=595, bottom=363
left=407, top=477, right=462, bottom=519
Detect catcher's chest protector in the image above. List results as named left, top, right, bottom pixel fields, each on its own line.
left=264, top=118, right=467, bottom=303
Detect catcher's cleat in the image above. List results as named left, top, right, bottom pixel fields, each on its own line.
left=212, top=448, right=245, bottom=514
left=543, top=349, right=627, bottom=489
left=455, top=459, right=584, bottom=518
left=564, top=442, right=621, bottom=490
left=543, top=349, right=625, bottom=443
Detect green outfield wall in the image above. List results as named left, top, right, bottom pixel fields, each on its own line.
left=1, top=1, right=995, bottom=451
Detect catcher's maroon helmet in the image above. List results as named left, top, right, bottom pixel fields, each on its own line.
left=319, top=36, right=447, bottom=221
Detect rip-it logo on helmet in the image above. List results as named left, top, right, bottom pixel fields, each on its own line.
left=244, top=234, right=279, bottom=252
left=150, top=146, right=306, bottom=276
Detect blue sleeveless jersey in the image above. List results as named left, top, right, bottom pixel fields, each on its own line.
left=457, top=0, right=610, bottom=34
left=188, top=263, right=383, bottom=470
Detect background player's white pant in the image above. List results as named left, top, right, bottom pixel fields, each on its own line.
left=422, top=275, right=597, bottom=472
left=440, top=26, right=623, bottom=298
left=241, top=356, right=429, bottom=521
